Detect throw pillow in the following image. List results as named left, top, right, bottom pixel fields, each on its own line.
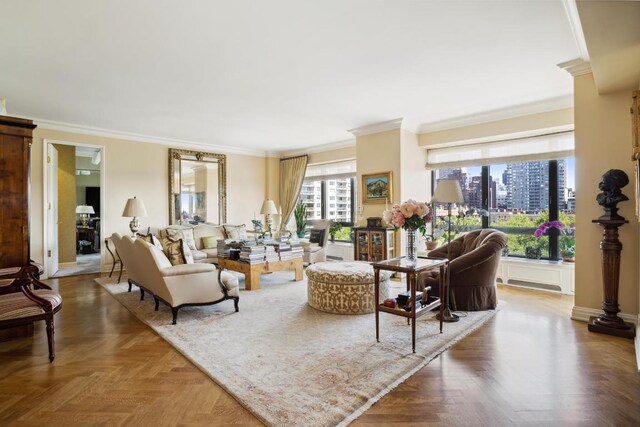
left=309, top=229, right=325, bottom=245
left=165, top=227, right=197, bottom=251
left=180, top=228, right=197, bottom=251
left=136, top=233, right=154, bottom=245
left=224, top=224, right=248, bottom=240
left=160, top=237, right=194, bottom=265
left=201, top=236, right=219, bottom=249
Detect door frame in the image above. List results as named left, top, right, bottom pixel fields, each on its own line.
left=46, top=144, right=59, bottom=276
left=42, top=139, right=106, bottom=279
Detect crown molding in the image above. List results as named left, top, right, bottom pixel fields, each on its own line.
left=280, top=138, right=356, bottom=158
left=417, top=95, right=573, bottom=134
left=561, top=0, right=590, bottom=61
left=348, top=118, right=404, bottom=137
left=557, top=58, right=592, bottom=77
left=32, top=117, right=270, bottom=157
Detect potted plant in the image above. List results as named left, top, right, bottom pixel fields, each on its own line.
left=294, top=202, right=307, bottom=238
left=533, top=221, right=575, bottom=262
left=329, top=222, right=343, bottom=242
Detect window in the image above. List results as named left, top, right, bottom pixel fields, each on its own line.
left=299, top=160, right=357, bottom=242
left=432, top=158, right=575, bottom=260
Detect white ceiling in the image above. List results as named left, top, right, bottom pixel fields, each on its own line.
left=0, top=0, right=579, bottom=153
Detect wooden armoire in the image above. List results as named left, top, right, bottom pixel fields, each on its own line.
left=0, top=115, right=37, bottom=269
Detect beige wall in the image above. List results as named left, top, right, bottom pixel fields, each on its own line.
left=356, top=129, right=402, bottom=224
left=30, top=129, right=268, bottom=273
left=356, top=129, right=431, bottom=255
left=307, top=145, right=356, bottom=165
left=419, top=108, right=574, bottom=147
left=574, top=73, right=638, bottom=315
left=400, top=130, right=430, bottom=201
left=53, top=144, right=77, bottom=264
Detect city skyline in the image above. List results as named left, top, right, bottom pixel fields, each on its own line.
left=437, top=158, right=575, bottom=213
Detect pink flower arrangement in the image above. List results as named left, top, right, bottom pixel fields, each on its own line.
left=383, top=199, right=432, bottom=233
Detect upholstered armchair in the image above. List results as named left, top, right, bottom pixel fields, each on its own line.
left=303, top=219, right=330, bottom=264
left=418, top=229, right=507, bottom=311
left=0, top=265, right=62, bottom=362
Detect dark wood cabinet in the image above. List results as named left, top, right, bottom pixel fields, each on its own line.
left=353, top=227, right=395, bottom=262
left=0, top=115, right=37, bottom=268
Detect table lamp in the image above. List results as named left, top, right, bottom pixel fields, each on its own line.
left=76, top=205, right=95, bottom=227
left=432, top=179, right=464, bottom=323
left=260, top=199, right=278, bottom=237
left=122, top=196, right=148, bottom=237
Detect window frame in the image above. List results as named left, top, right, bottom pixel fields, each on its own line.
left=300, top=175, right=356, bottom=243
left=431, top=159, right=569, bottom=261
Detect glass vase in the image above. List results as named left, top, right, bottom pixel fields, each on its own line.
left=406, top=228, right=417, bottom=266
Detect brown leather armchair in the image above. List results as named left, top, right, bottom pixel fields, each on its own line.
left=419, top=229, right=507, bottom=311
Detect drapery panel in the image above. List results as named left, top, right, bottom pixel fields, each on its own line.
left=279, top=155, right=309, bottom=231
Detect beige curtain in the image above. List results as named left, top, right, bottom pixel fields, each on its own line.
left=279, top=155, right=308, bottom=231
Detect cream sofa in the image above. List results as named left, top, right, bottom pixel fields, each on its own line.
left=111, top=233, right=239, bottom=324
left=158, top=224, right=239, bottom=264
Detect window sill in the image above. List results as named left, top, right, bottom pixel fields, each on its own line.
left=327, top=241, right=353, bottom=247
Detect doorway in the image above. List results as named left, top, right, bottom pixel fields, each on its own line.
left=44, top=141, right=105, bottom=278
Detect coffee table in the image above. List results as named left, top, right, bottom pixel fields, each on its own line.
left=218, top=257, right=304, bottom=290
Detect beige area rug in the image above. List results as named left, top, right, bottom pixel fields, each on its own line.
left=96, top=272, right=502, bottom=427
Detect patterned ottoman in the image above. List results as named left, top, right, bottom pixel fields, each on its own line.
left=306, top=261, right=392, bottom=314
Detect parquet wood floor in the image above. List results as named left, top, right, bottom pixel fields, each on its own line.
left=1, top=275, right=639, bottom=426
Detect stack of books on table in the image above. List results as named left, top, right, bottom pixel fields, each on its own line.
left=264, top=245, right=279, bottom=263
left=239, top=243, right=266, bottom=264
left=278, top=242, right=303, bottom=261
left=217, top=239, right=244, bottom=259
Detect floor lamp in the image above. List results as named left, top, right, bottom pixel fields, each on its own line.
left=432, top=179, right=464, bottom=323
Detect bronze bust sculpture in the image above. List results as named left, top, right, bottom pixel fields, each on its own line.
left=596, top=169, right=629, bottom=220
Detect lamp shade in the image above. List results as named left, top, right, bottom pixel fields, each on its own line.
left=432, top=179, right=464, bottom=203
left=76, top=205, right=95, bottom=214
left=260, top=199, right=278, bottom=215
left=122, top=197, right=148, bottom=217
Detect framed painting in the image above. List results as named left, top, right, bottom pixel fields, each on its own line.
left=362, top=171, right=392, bottom=204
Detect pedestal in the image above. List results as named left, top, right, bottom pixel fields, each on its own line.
left=588, top=218, right=635, bottom=339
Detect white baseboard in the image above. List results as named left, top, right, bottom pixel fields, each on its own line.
left=58, top=262, right=78, bottom=268
left=571, top=305, right=638, bottom=325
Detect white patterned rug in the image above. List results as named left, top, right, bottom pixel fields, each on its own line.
left=95, top=272, right=502, bottom=427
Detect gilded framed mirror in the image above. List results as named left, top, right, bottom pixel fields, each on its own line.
left=169, top=148, right=226, bottom=225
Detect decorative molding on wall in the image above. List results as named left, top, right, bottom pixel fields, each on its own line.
left=33, top=117, right=270, bottom=157
left=561, top=0, right=590, bottom=61
left=280, top=138, right=356, bottom=158
left=557, top=58, right=592, bottom=77
left=571, top=305, right=638, bottom=325
left=348, top=118, right=404, bottom=137
left=417, top=95, right=573, bottom=134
